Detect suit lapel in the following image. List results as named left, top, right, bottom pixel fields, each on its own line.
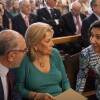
left=0, top=77, right=4, bottom=100
left=43, top=8, right=52, bottom=19
left=19, top=14, right=27, bottom=28
left=91, top=13, right=98, bottom=22
left=70, top=13, right=76, bottom=32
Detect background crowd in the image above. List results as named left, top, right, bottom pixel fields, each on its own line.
left=0, top=0, right=100, bottom=100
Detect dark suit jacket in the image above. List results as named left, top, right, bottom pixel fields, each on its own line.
left=61, top=12, right=86, bottom=36
left=12, top=13, right=38, bottom=36
left=0, top=70, right=22, bottom=100
left=37, top=7, right=62, bottom=37
left=81, top=13, right=98, bottom=47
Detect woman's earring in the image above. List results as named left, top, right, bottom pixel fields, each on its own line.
left=35, top=47, right=37, bottom=51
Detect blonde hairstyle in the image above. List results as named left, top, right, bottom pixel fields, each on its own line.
left=25, top=22, right=54, bottom=62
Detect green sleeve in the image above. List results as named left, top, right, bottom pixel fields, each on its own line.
left=53, top=48, right=71, bottom=91
left=14, top=56, right=30, bottom=99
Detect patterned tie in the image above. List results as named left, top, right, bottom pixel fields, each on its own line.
left=76, top=16, right=81, bottom=34
left=50, top=9, right=55, bottom=18
left=7, top=71, right=12, bottom=100
left=25, top=16, right=29, bottom=27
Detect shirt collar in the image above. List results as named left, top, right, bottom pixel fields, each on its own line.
left=0, top=63, right=9, bottom=77
left=20, top=11, right=27, bottom=19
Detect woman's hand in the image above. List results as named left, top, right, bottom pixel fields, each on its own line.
left=34, top=93, right=56, bottom=100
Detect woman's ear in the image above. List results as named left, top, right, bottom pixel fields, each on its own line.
left=33, top=44, right=38, bottom=51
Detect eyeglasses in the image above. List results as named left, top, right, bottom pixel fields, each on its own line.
left=7, top=47, right=28, bottom=54
left=94, top=5, right=100, bottom=6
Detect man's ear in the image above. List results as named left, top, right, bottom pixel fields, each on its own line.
left=7, top=52, right=15, bottom=62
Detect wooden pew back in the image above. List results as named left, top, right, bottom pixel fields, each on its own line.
left=64, top=53, right=96, bottom=99
left=53, top=35, right=97, bottom=99
left=52, top=35, right=81, bottom=45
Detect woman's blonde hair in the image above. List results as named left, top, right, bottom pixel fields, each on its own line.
left=25, top=22, right=54, bottom=62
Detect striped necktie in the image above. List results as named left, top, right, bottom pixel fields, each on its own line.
left=7, top=71, right=12, bottom=100
left=50, top=9, right=55, bottom=18
left=76, top=16, right=81, bottom=34
left=25, top=16, right=29, bottom=27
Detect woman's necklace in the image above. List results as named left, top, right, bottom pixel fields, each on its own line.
left=37, top=58, right=45, bottom=67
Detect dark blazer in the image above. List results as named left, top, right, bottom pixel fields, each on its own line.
left=0, top=70, right=22, bottom=100
left=81, top=13, right=98, bottom=47
left=12, top=13, right=38, bottom=36
left=60, top=12, right=86, bottom=54
left=37, top=7, right=62, bottom=37
left=61, top=12, right=86, bottom=36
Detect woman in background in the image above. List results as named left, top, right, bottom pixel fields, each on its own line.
left=14, top=22, right=70, bottom=100
left=0, top=3, right=12, bottom=29
left=10, top=0, right=20, bottom=17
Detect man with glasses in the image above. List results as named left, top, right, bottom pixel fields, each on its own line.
left=81, top=0, right=100, bottom=47
left=0, top=30, right=27, bottom=100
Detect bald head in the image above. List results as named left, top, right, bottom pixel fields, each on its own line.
left=0, top=30, right=25, bottom=55
left=19, top=0, right=31, bottom=15
left=19, top=0, right=30, bottom=7
left=71, top=1, right=82, bottom=16
left=71, top=1, right=82, bottom=10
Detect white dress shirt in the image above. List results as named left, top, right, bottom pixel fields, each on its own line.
left=0, top=63, right=9, bottom=100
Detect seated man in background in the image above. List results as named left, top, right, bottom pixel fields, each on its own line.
left=61, top=1, right=86, bottom=55
left=81, top=0, right=100, bottom=48
left=37, top=0, right=62, bottom=38
left=0, top=30, right=27, bottom=100
left=12, top=0, right=38, bottom=36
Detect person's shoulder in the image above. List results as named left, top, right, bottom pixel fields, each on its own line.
left=62, top=12, right=71, bottom=19
left=37, top=7, right=46, bottom=11
left=81, top=45, right=93, bottom=55
left=30, top=13, right=37, bottom=17
left=80, top=13, right=87, bottom=17
left=52, top=48, right=60, bottom=55
left=12, top=14, right=21, bottom=21
left=22, top=55, right=30, bottom=62
left=83, top=13, right=97, bottom=22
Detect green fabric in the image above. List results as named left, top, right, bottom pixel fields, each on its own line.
left=10, top=11, right=19, bottom=17
left=14, top=48, right=70, bottom=99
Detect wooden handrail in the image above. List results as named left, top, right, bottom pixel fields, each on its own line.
left=52, top=35, right=81, bottom=44
left=82, top=90, right=96, bottom=97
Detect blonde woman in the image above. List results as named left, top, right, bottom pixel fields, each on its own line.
left=14, top=22, right=70, bottom=100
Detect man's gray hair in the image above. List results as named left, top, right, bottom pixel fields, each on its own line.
left=0, top=30, right=19, bottom=56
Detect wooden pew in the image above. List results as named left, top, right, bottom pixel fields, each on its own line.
left=52, top=35, right=81, bottom=60
left=52, top=35, right=81, bottom=44
left=53, top=35, right=96, bottom=99
left=64, top=53, right=96, bottom=100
